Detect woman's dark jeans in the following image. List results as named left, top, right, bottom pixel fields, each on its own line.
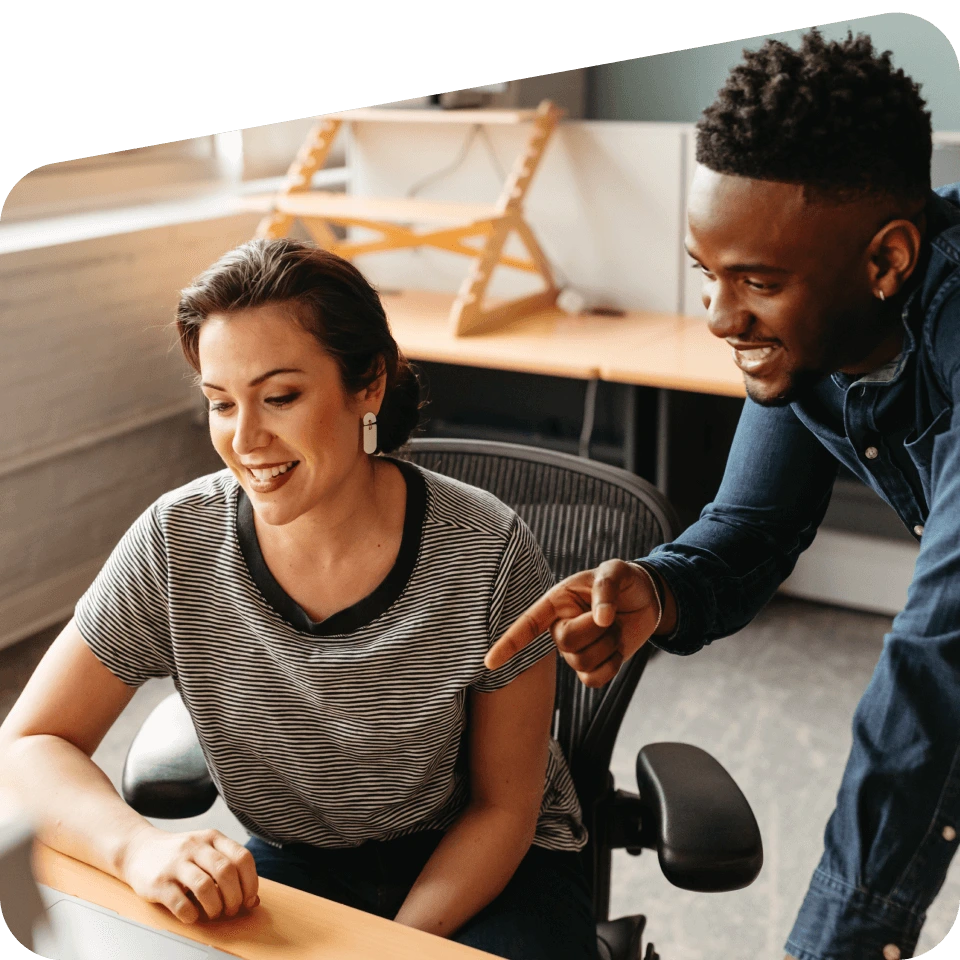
left=246, top=831, right=599, bottom=960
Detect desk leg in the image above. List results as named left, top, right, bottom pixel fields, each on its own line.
left=622, top=384, right=638, bottom=474
left=656, top=388, right=670, bottom=495
left=578, top=377, right=599, bottom=459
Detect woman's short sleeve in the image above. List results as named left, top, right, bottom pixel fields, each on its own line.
left=473, top=515, right=556, bottom=692
left=74, top=504, right=173, bottom=687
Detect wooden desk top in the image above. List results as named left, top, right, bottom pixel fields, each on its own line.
left=33, top=844, right=493, bottom=960
left=381, top=290, right=745, bottom=398
left=596, top=316, right=746, bottom=398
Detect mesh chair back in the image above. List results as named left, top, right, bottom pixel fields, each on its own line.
left=397, top=439, right=679, bottom=801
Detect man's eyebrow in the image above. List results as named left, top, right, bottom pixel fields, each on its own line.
left=685, top=248, right=789, bottom=274
left=200, top=368, right=305, bottom=391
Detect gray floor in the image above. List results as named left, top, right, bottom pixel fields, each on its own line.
left=3, top=598, right=959, bottom=958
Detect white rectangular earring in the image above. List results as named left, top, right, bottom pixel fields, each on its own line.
left=363, top=412, right=378, bottom=454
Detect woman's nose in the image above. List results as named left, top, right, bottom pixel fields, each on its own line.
left=232, top=408, right=271, bottom=456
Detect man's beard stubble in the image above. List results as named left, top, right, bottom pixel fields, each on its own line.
left=745, top=365, right=828, bottom=407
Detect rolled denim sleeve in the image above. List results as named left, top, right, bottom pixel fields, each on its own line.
left=640, top=396, right=839, bottom=654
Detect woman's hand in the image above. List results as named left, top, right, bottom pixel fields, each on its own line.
left=118, top=826, right=259, bottom=924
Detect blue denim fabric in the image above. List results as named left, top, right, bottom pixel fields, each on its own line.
left=642, top=184, right=960, bottom=960
left=246, top=832, right=599, bottom=960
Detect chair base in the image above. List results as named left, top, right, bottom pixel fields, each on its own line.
left=596, top=914, right=659, bottom=960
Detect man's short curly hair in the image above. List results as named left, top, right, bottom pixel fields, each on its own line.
left=695, top=28, right=932, bottom=203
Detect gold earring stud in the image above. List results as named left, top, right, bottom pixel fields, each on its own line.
left=876, top=290, right=886, bottom=301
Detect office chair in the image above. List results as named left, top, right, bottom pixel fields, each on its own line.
left=122, top=439, right=763, bottom=960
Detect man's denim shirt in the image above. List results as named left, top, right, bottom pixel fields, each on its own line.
left=644, top=183, right=960, bottom=960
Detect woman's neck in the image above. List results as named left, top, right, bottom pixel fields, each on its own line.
left=254, top=456, right=399, bottom=569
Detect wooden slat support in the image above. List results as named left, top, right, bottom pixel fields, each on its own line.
left=255, top=117, right=344, bottom=246
left=254, top=102, right=563, bottom=336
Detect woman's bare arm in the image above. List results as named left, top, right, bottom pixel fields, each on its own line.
left=0, top=619, right=257, bottom=923
left=393, top=651, right=555, bottom=937
left=0, top=619, right=146, bottom=870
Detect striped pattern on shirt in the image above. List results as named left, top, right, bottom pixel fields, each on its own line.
left=75, top=463, right=586, bottom=852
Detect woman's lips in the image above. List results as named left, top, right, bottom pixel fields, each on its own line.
left=245, top=460, right=300, bottom=493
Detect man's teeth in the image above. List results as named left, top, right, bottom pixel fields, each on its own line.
left=734, top=346, right=776, bottom=364
left=250, top=462, right=296, bottom=481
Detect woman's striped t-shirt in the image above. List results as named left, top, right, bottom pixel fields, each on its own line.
left=75, top=458, right=587, bottom=852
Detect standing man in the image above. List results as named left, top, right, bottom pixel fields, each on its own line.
left=488, top=29, right=960, bottom=960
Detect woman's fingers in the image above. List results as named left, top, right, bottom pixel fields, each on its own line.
left=155, top=880, right=200, bottom=925
left=176, top=860, right=225, bottom=920
left=193, top=843, right=244, bottom=917
left=211, top=834, right=259, bottom=910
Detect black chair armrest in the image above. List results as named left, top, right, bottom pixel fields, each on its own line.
left=121, top=693, right=218, bottom=819
left=635, top=742, right=762, bottom=892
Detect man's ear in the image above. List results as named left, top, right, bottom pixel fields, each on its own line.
left=867, top=217, right=923, bottom=299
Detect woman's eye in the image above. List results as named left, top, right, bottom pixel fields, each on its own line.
left=266, top=392, right=300, bottom=408
left=206, top=393, right=299, bottom=414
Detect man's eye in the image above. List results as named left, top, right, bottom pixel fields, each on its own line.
left=745, top=279, right=776, bottom=291
left=692, top=263, right=715, bottom=280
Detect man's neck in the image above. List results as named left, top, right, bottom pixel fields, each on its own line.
left=839, top=324, right=905, bottom=377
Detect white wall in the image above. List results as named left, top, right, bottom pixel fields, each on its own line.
left=348, top=119, right=690, bottom=314
left=0, top=212, right=260, bottom=649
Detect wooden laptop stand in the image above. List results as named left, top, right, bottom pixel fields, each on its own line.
left=249, top=101, right=564, bottom=336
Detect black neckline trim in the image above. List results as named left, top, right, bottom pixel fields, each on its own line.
left=235, top=458, right=427, bottom=637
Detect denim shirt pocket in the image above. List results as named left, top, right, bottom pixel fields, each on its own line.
left=904, top=407, right=953, bottom=505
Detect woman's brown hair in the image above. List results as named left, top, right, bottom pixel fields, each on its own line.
left=176, top=238, right=422, bottom=453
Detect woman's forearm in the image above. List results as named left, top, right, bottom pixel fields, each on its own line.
left=393, top=801, right=537, bottom=938
left=1, top=734, right=154, bottom=880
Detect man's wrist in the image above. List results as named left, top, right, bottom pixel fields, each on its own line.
left=630, top=561, right=678, bottom=636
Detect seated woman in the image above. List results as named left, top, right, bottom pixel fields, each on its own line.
left=0, top=239, right=597, bottom=960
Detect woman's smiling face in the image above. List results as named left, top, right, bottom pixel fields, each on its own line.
left=198, top=302, right=382, bottom=526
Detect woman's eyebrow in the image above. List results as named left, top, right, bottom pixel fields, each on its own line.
left=200, top=368, right=305, bottom=391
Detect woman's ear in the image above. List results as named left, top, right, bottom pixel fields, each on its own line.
left=357, top=362, right=388, bottom=415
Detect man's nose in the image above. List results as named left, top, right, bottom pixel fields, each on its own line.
left=704, top=283, right=749, bottom=341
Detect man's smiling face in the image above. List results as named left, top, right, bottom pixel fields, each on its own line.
left=685, top=165, right=897, bottom=405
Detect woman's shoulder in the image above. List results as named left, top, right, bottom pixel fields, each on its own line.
left=411, top=463, right=519, bottom=541
left=149, top=468, right=239, bottom=527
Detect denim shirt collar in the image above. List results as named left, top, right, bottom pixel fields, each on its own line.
left=828, top=185, right=960, bottom=394
left=829, top=291, right=919, bottom=393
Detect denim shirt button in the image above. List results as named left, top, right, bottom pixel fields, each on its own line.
left=914, top=524, right=925, bottom=537
left=865, top=446, right=880, bottom=460
left=943, top=825, right=957, bottom=842
left=882, top=945, right=901, bottom=960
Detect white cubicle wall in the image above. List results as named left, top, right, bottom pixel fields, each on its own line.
left=347, top=118, right=960, bottom=616
left=347, top=119, right=697, bottom=316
